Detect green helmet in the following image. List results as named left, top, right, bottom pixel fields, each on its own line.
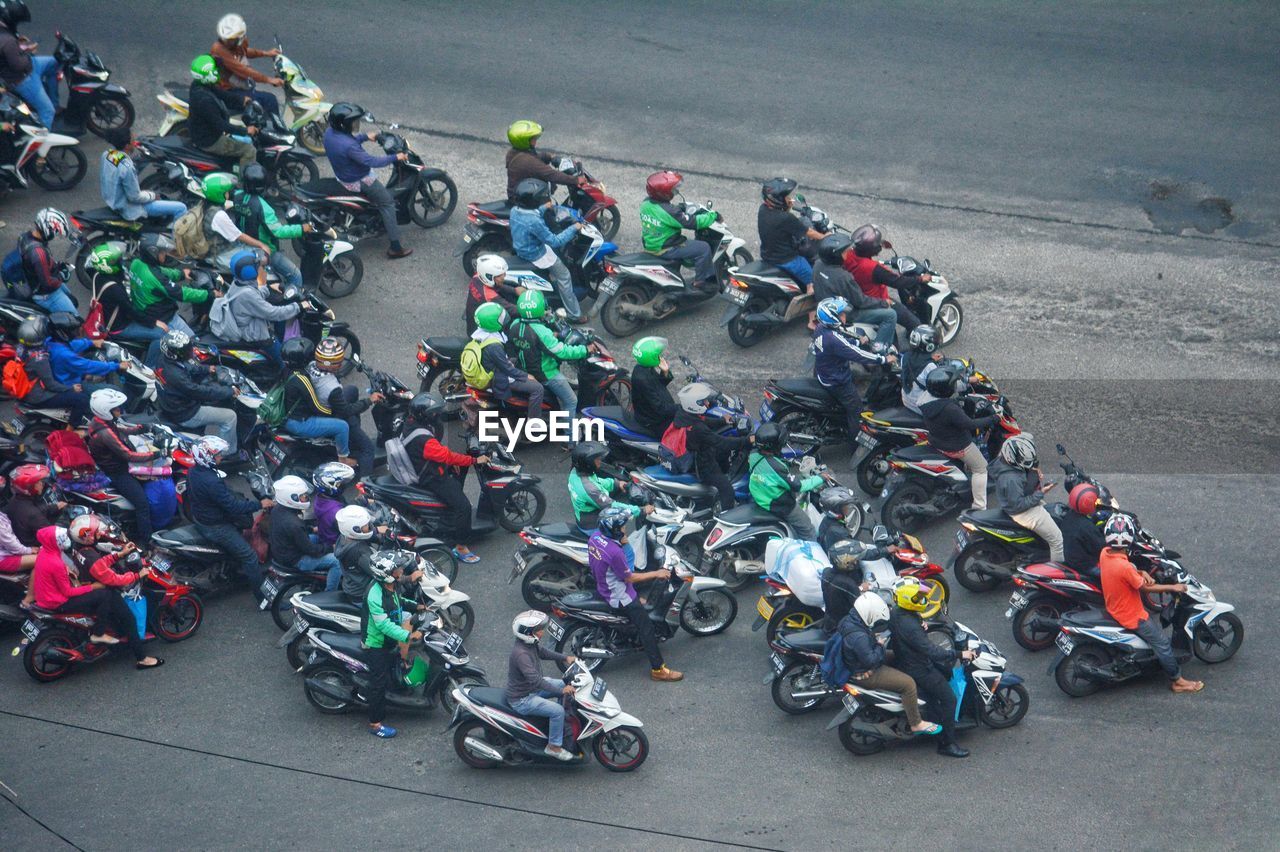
left=506, top=120, right=543, bottom=151
left=474, top=302, right=508, bottom=332
left=190, top=54, right=219, bottom=84
left=87, top=241, right=126, bottom=274
left=516, top=290, right=546, bottom=319
left=632, top=336, right=667, bottom=368
left=201, top=172, right=238, bottom=204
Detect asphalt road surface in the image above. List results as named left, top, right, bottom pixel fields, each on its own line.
left=2, top=2, right=1277, bottom=849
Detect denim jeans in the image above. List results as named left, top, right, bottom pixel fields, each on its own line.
left=543, top=372, right=577, bottom=415
left=14, top=56, right=58, bottom=127
left=143, top=199, right=188, bottom=222
left=181, top=405, right=240, bottom=453
left=285, top=416, right=350, bottom=455
left=143, top=315, right=195, bottom=368
left=510, top=677, right=566, bottom=747
left=269, top=250, right=303, bottom=289
left=853, top=306, right=898, bottom=347
left=1133, top=617, right=1181, bottom=680
left=360, top=178, right=402, bottom=247
left=34, top=285, right=77, bottom=315
left=298, top=552, right=343, bottom=592
left=115, top=323, right=165, bottom=344
left=662, top=239, right=716, bottom=285
left=194, top=521, right=261, bottom=588
left=544, top=259, right=581, bottom=320
left=777, top=255, right=813, bottom=286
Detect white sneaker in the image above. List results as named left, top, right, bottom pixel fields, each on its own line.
left=543, top=746, right=573, bottom=761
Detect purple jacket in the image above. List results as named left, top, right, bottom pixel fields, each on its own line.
left=323, top=128, right=397, bottom=184
left=588, top=532, right=635, bottom=607
left=314, top=495, right=342, bottom=548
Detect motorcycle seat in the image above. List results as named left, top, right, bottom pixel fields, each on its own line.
left=774, top=377, right=834, bottom=402
left=634, top=471, right=715, bottom=498
left=867, top=406, right=925, bottom=428
left=559, top=590, right=614, bottom=612
left=609, top=251, right=680, bottom=269
left=733, top=260, right=785, bottom=277
left=296, top=590, right=363, bottom=617
left=891, top=444, right=950, bottom=463
left=583, top=406, right=654, bottom=439
left=313, top=629, right=371, bottom=657
left=532, top=522, right=589, bottom=543
left=423, top=335, right=468, bottom=359
left=780, top=627, right=829, bottom=653
left=639, top=464, right=698, bottom=485
left=471, top=200, right=512, bottom=218
left=147, top=135, right=224, bottom=162
left=1061, top=609, right=1123, bottom=630
left=366, top=475, right=447, bottom=506
left=959, top=508, right=1022, bottom=531
left=715, top=502, right=783, bottom=526
left=462, top=686, right=550, bottom=732
left=73, top=206, right=160, bottom=228
left=152, top=525, right=224, bottom=552
left=295, top=178, right=355, bottom=199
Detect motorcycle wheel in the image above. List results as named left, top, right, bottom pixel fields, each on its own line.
left=1192, top=612, right=1243, bottom=663
left=855, top=444, right=893, bottom=496
left=952, top=541, right=1014, bottom=593
left=880, top=481, right=931, bottom=535
left=596, top=375, right=632, bottom=410
left=438, top=601, right=476, bottom=640
left=599, top=283, right=648, bottom=338
left=1012, top=597, right=1067, bottom=651
left=498, top=483, right=546, bottom=532
left=717, top=248, right=753, bottom=287
left=152, top=593, right=203, bottom=642
left=593, top=725, right=649, bottom=772
left=589, top=204, right=621, bottom=241
left=408, top=172, right=458, bottom=229
left=771, top=661, right=830, bottom=715
left=775, top=409, right=828, bottom=446
left=764, top=601, right=822, bottom=644
left=139, top=171, right=183, bottom=201
left=462, top=235, right=510, bottom=276
left=440, top=674, right=487, bottom=717
left=297, top=121, right=326, bottom=156
left=417, top=545, right=459, bottom=584
left=934, top=298, right=963, bottom=346
left=1055, top=645, right=1109, bottom=697
left=286, top=633, right=316, bottom=671
left=679, top=588, right=738, bottom=636
left=27, top=145, right=88, bottom=191
left=710, top=546, right=757, bottom=593
left=560, top=622, right=609, bottom=672
left=162, top=120, right=189, bottom=140
left=302, top=662, right=355, bottom=713
left=19, top=422, right=57, bottom=452
left=22, top=628, right=77, bottom=683
left=318, top=251, right=364, bottom=299
left=272, top=579, right=320, bottom=632
left=420, top=365, right=467, bottom=396
left=727, top=297, right=769, bottom=348
left=86, top=92, right=135, bottom=137
left=978, top=682, right=1030, bottom=728
left=838, top=707, right=889, bottom=756
left=452, top=719, right=506, bottom=769
left=521, top=557, right=589, bottom=610
left=273, top=155, right=319, bottom=199
left=74, top=232, right=107, bottom=289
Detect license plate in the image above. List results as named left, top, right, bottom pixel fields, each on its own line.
left=461, top=232, right=472, bottom=244
left=1055, top=633, right=1075, bottom=655
left=598, top=277, right=619, bottom=296
left=1008, top=591, right=1028, bottom=610
left=442, top=631, right=463, bottom=654
left=150, top=556, right=170, bottom=571
left=591, top=678, right=607, bottom=700
left=293, top=614, right=309, bottom=631
left=259, top=578, right=279, bottom=607
left=855, top=432, right=876, bottom=449
left=514, top=551, right=527, bottom=570
left=547, top=619, right=565, bottom=642
left=954, top=529, right=969, bottom=551
left=756, top=596, right=775, bottom=621
left=770, top=652, right=786, bottom=675
left=724, top=288, right=749, bottom=305
left=266, top=444, right=285, bottom=464
left=20, top=619, right=40, bottom=641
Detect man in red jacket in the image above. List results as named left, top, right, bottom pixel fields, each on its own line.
left=402, top=394, right=490, bottom=564
left=844, top=224, right=928, bottom=332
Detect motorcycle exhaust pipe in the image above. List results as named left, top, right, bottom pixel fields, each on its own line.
left=579, top=646, right=613, bottom=660
left=463, top=736, right=506, bottom=763
left=733, top=559, right=764, bottom=574
left=790, top=688, right=834, bottom=700
left=304, top=676, right=355, bottom=702
left=615, top=300, right=667, bottom=321
left=741, top=312, right=783, bottom=328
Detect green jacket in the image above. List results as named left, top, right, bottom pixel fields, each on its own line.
left=232, top=191, right=304, bottom=251
left=506, top=318, right=587, bottom=381
left=364, top=583, right=411, bottom=649
left=568, top=469, right=640, bottom=524
left=639, top=198, right=716, bottom=253
left=128, top=258, right=210, bottom=324
left=747, top=450, right=824, bottom=512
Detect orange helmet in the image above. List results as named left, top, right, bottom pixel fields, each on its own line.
left=1068, top=483, right=1100, bottom=515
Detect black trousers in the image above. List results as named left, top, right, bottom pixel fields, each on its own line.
left=893, top=295, right=925, bottom=330
left=57, top=589, right=145, bottom=661
left=423, top=473, right=473, bottom=546
left=694, top=450, right=737, bottom=510
left=364, top=645, right=398, bottom=724
left=825, top=380, right=866, bottom=444
left=620, top=599, right=664, bottom=669
left=914, top=667, right=959, bottom=746
left=108, top=471, right=153, bottom=543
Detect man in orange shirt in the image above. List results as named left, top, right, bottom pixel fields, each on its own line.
left=211, top=14, right=282, bottom=117
left=1098, top=515, right=1204, bottom=694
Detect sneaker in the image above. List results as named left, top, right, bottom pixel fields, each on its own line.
left=370, top=724, right=397, bottom=738
left=386, top=246, right=414, bottom=259
left=543, top=745, right=573, bottom=761
left=650, top=666, right=683, bottom=682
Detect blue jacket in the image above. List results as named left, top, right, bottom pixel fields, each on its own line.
left=812, top=326, right=886, bottom=388
left=99, top=150, right=151, bottom=221
left=322, top=128, right=396, bottom=184
left=47, top=338, right=120, bottom=386
left=189, top=464, right=258, bottom=527
left=510, top=205, right=576, bottom=263
left=837, top=609, right=887, bottom=678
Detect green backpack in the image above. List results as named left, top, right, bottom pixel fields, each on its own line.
left=258, top=373, right=300, bottom=428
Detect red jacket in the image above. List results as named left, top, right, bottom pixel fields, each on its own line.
left=32, top=527, right=94, bottom=610
left=844, top=254, right=889, bottom=301
left=84, top=550, right=140, bottom=588
left=423, top=436, right=472, bottom=469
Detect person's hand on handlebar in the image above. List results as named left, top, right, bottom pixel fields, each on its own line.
left=474, top=454, right=491, bottom=466
left=641, top=505, right=655, bottom=515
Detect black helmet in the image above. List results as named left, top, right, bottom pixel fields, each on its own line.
left=160, top=329, right=194, bottom=362
left=48, top=312, right=83, bottom=342
left=817, top=485, right=859, bottom=520
left=597, top=506, right=631, bottom=541
left=828, top=540, right=872, bottom=573
left=0, top=0, right=31, bottom=30
left=138, top=232, right=175, bottom=264
left=328, top=102, right=365, bottom=134
left=761, top=177, right=797, bottom=209
left=817, top=233, right=853, bottom=265
left=924, top=367, right=958, bottom=399
left=908, top=324, right=937, bottom=354
left=281, top=337, right=314, bottom=370
left=754, top=422, right=789, bottom=454
left=852, top=224, right=890, bottom=258
left=407, top=392, right=447, bottom=426
left=570, top=441, right=609, bottom=474
left=16, top=315, right=49, bottom=346
left=513, top=178, right=552, bottom=209
left=240, top=163, right=269, bottom=195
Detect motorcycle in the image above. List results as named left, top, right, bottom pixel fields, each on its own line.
left=271, top=38, right=333, bottom=156
left=283, top=204, right=363, bottom=299
left=448, top=660, right=648, bottom=772
left=1005, top=561, right=1105, bottom=652
left=0, top=91, right=88, bottom=195
left=491, top=212, right=616, bottom=311
left=758, top=361, right=904, bottom=452
left=50, top=31, right=134, bottom=138
left=68, top=210, right=173, bottom=289
left=596, top=200, right=753, bottom=337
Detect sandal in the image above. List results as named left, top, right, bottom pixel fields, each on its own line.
left=452, top=548, right=480, bottom=564
left=913, top=723, right=942, bottom=736
left=136, top=658, right=165, bottom=670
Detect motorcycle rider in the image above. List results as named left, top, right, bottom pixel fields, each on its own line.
left=156, top=330, right=242, bottom=455
left=312, top=461, right=355, bottom=552
left=510, top=178, right=585, bottom=323
left=468, top=302, right=544, bottom=424
left=4, top=463, right=64, bottom=547
left=588, top=506, right=683, bottom=682
left=568, top=441, right=651, bottom=533
left=280, top=337, right=357, bottom=469
left=837, top=590, right=940, bottom=736
left=670, top=382, right=753, bottom=511
left=128, top=232, right=215, bottom=364
left=363, top=551, right=424, bottom=739
left=323, top=102, right=412, bottom=259
left=638, top=171, right=718, bottom=292
left=508, top=610, right=579, bottom=761
left=844, top=224, right=927, bottom=332
left=820, top=540, right=884, bottom=633
left=334, top=504, right=378, bottom=601
left=1098, top=514, right=1204, bottom=694
left=757, top=178, right=827, bottom=288
left=210, top=13, right=283, bottom=117
left=889, top=576, right=973, bottom=758
left=86, top=388, right=162, bottom=545
left=66, top=515, right=146, bottom=638
left=506, top=290, right=593, bottom=419
left=99, top=127, right=188, bottom=223
left=230, top=165, right=308, bottom=289
left=504, top=120, right=586, bottom=202
left=812, top=296, right=895, bottom=445
left=0, top=0, right=68, bottom=131
left=990, top=434, right=1065, bottom=563
left=1059, top=483, right=1107, bottom=576
left=188, top=54, right=258, bottom=171
left=307, top=337, right=379, bottom=477
left=14, top=316, right=92, bottom=426
left=186, top=436, right=271, bottom=597
left=812, top=234, right=897, bottom=348
left=16, top=208, right=78, bottom=315
left=920, top=368, right=999, bottom=511
left=269, top=475, right=342, bottom=594
left=630, top=336, right=677, bottom=437
left=747, top=422, right=826, bottom=541
left=900, top=325, right=945, bottom=414
left=219, top=249, right=304, bottom=375
left=465, top=254, right=522, bottom=335
left=45, top=311, right=126, bottom=387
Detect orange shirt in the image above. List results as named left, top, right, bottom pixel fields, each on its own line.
left=1099, top=548, right=1147, bottom=630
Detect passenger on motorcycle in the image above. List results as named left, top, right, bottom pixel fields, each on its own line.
left=467, top=302, right=544, bottom=424
left=844, top=224, right=927, bottom=332
left=0, top=505, right=38, bottom=577
left=588, top=506, right=683, bottom=682
left=157, top=330, right=242, bottom=455
left=12, top=316, right=92, bottom=425
left=210, top=13, right=283, bottom=117
left=269, top=475, right=342, bottom=593
left=510, top=178, right=586, bottom=322
left=14, top=208, right=78, bottom=315
left=84, top=243, right=146, bottom=341
left=86, top=388, right=162, bottom=544
left=323, top=102, right=412, bottom=259
left=363, top=551, right=425, bottom=739
left=334, top=505, right=392, bottom=601
left=757, top=178, right=827, bottom=288
left=193, top=172, right=274, bottom=263
left=630, top=336, right=677, bottom=437
left=671, top=381, right=754, bottom=511
left=568, top=441, right=652, bottom=534
left=888, top=576, right=972, bottom=757
left=747, top=422, right=827, bottom=541
left=4, top=464, right=64, bottom=547
left=465, top=254, right=522, bottom=335
left=280, top=337, right=357, bottom=469
left=837, top=590, right=940, bottom=735
left=919, top=367, right=998, bottom=511
left=100, top=127, right=188, bottom=223
left=219, top=249, right=300, bottom=374
left=508, top=609, right=579, bottom=761
left=991, top=434, right=1065, bottom=563
left=639, top=171, right=717, bottom=292
left=900, top=325, right=946, bottom=414
left=0, top=0, right=62, bottom=129
left=187, top=436, right=272, bottom=596
left=307, top=336, right=379, bottom=476
left=67, top=516, right=153, bottom=647
left=812, top=234, right=897, bottom=348
left=1059, top=483, right=1107, bottom=576
left=812, top=296, right=895, bottom=445
left=188, top=54, right=257, bottom=171
left=1098, top=514, right=1204, bottom=694
left=506, top=290, right=593, bottom=419
left=820, top=540, right=884, bottom=633
left=128, top=231, right=213, bottom=365
left=46, top=311, right=126, bottom=387
left=312, top=461, right=355, bottom=551
left=504, top=120, right=586, bottom=203
left=231, top=165, right=309, bottom=289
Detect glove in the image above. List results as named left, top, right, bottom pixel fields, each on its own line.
left=139, top=190, right=157, bottom=204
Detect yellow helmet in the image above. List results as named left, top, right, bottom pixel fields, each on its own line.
left=893, top=577, right=943, bottom=619
left=507, top=120, right=543, bottom=151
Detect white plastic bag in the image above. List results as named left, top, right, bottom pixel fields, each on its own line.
left=764, top=538, right=829, bottom=608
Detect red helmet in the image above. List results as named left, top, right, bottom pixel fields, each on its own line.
left=1068, top=483, right=1100, bottom=515
left=10, top=464, right=49, bottom=496
left=645, top=170, right=683, bottom=202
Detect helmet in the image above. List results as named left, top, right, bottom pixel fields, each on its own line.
left=1069, top=483, right=1101, bottom=516
left=312, top=461, right=355, bottom=497
left=16, top=315, right=48, bottom=346
left=0, top=1, right=31, bottom=30
left=512, top=609, right=549, bottom=643
left=368, top=550, right=405, bottom=584
left=892, top=576, right=942, bottom=618
left=328, top=102, right=366, bottom=134
left=69, top=514, right=125, bottom=553
left=160, top=329, right=194, bottom=362
left=853, top=591, right=891, bottom=628
left=407, top=392, right=447, bottom=426
left=200, top=172, right=237, bottom=205
left=908, top=324, right=936, bottom=354
left=272, top=475, right=313, bottom=511
left=335, top=504, right=375, bottom=540
left=516, top=289, right=547, bottom=319
left=87, top=241, right=126, bottom=274
left=191, top=435, right=228, bottom=467
left=240, top=163, right=269, bottom=195
left=817, top=233, right=853, bottom=265
left=513, top=178, right=553, bottom=209
left=816, top=296, right=850, bottom=328
left=506, top=120, right=543, bottom=151
left=9, top=463, right=49, bottom=495
left=597, top=505, right=631, bottom=541
left=48, top=312, right=83, bottom=343
left=216, top=13, right=246, bottom=41
left=474, top=254, right=508, bottom=287
left=761, top=177, right=797, bottom=209
left=645, top=170, right=683, bottom=202
left=998, top=434, right=1038, bottom=470
left=474, top=302, right=508, bottom=333
left=828, top=539, right=871, bottom=573
left=852, top=224, right=890, bottom=258
left=89, top=388, right=128, bottom=421
left=817, top=486, right=859, bottom=520
left=190, top=54, right=219, bottom=84
left=314, top=337, right=347, bottom=371
left=138, top=232, right=176, bottom=264
left=631, top=336, right=666, bottom=368
left=677, top=382, right=715, bottom=415
left=754, top=422, right=788, bottom=454
left=34, top=208, right=71, bottom=242
left=570, top=441, right=609, bottom=474
left=1103, top=514, right=1136, bottom=549
left=229, top=249, right=260, bottom=283
left=924, top=367, right=958, bottom=399
left=281, top=337, right=313, bottom=370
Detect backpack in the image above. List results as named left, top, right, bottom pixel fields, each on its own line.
left=2, top=358, right=34, bottom=399
left=459, top=337, right=499, bottom=390
left=658, top=421, right=694, bottom=474
left=385, top=428, right=430, bottom=486
left=2, top=246, right=27, bottom=289
left=819, top=629, right=851, bottom=688
left=208, top=287, right=243, bottom=341
left=257, top=373, right=301, bottom=428
left=173, top=202, right=211, bottom=259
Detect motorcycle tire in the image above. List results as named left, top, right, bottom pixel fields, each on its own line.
left=318, top=251, right=364, bottom=299
left=302, top=661, right=356, bottom=713
left=590, top=204, right=622, bottom=241
left=297, top=121, right=326, bottom=156
left=439, top=674, right=487, bottom=718
left=977, top=682, right=1030, bottom=728
left=452, top=718, right=507, bottom=769
left=1055, top=645, right=1110, bottom=697
left=559, top=622, right=609, bottom=672
left=952, top=541, right=1014, bottom=593
left=935, top=297, right=963, bottom=347
left=272, top=579, right=320, bottom=632
left=856, top=444, right=894, bottom=496
left=438, top=601, right=476, bottom=640
left=595, top=375, right=632, bottom=411
left=599, top=283, right=648, bottom=338
left=771, top=661, right=830, bottom=715
left=717, top=248, right=753, bottom=287
left=22, top=628, right=77, bottom=683
left=73, top=232, right=106, bottom=289
left=139, top=171, right=184, bottom=202
left=151, top=593, right=204, bottom=642
left=498, top=484, right=546, bottom=532
left=286, top=633, right=316, bottom=672
left=1012, top=596, right=1068, bottom=651
left=880, top=481, right=932, bottom=535
left=85, top=92, right=135, bottom=137
left=273, top=154, right=319, bottom=199
left=19, top=422, right=57, bottom=453
left=775, top=409, right=831, bottom=447
left=838, top=707, right=889, bottom=756
left=726, top=297, right=770, bottom=348
left=27, top=145, right=88, bottom=191
left=593, top=725, right=649, bottom=772
left=461, top=234, right=511, bottom=276
left=416, top=544, right=459, bottom=585
left=161, top=120, right=189, bottom=140
left=521, top=557, right=590, bottom=611
left=408, top=172, right=458, bottom=229
left=764, top=601, right=823, bottom=644
left=420, top=365, right=467, bottom=397
left=679, top=587, right=738, bottom=636
left=709, top=547, right=757, bottom=593
left=1192, top=612, right=1243, bottom=664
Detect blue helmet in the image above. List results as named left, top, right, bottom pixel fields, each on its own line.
left=816, top=296, right=850, bottom=328
left=230, top=249, right=260, bottom=282
left=598, top=506, right=631, bottom=541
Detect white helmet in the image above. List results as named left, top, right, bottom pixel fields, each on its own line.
left=272, top=475, right=313, bottom=513
left=475, top=254, right=509, bottom=287
left=217, top=13, right=247, bottom=41
left=512, top=609, right=549, bottom=643
left=853, top=591, right=891, bottom=628
left=998, top=433, right=1038, bottom=470
left=335, top=505, right=375, bottom=540
left=677, top=382, right=715, bottom=415
left=191, top=435, right=229, bottom=467
left=89, top=388, right=129, bottom=421
left=34, top=208, right=72, bottom=242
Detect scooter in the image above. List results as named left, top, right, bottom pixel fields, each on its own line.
left=271, top=38, right=333, bottom=156
left=759, top=360, right=904, bottom=451
left=50, top=31, right=134, bottom=138
left=0, top=92, right=88, bottom=195
left=69, top=210, right=173, bottom=289
left=494, top=213, right=617, bottom=310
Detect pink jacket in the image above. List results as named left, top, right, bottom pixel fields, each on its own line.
left=31, top=527, right=94, bottom=610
